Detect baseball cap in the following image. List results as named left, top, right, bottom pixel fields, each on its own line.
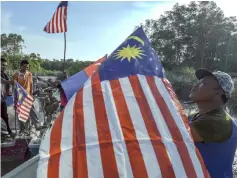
left=195, top=68, right=234, bottom=100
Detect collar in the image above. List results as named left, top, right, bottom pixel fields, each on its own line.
left=18, top=71, right=29, bottom=76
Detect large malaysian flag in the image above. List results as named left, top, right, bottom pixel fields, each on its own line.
left=37, top=27, right=210, bottom=178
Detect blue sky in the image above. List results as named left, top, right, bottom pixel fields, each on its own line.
left=1, top=1, right=236, bottom=61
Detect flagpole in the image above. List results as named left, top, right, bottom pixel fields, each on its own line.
left=63, top=32, right=66, bottom=72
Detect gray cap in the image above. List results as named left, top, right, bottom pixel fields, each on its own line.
left=196, top=68, right=234, bottom=100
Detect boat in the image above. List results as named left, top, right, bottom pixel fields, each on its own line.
left=2, top=155, right=39, bottom=178
left=1, top=136, right=32, bottom=162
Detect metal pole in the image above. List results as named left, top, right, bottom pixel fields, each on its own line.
left=63, top=32, right=66, bottom=72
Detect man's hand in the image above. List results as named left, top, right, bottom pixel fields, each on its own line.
left=8, top=80, right=16, bottom=85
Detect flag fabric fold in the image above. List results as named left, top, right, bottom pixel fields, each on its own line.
left=14, top=82, right=34, bottom=122
left=43, top=1, right=68, bottom=33
left=37, top=27, right=210, bottom=178
left=61, top=55, right=107, bottom=101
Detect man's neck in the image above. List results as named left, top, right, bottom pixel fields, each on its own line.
left=19, top=70, right=27, bottom=74
left=197, top=101, right=223, bottom=115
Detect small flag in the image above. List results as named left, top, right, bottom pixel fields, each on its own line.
left=44, top=1, right=68, bottom=33
left=37, top=27, right=210, bottom=178
left=14, top=83, right=34, bottom=122
left=61, top=55, right=107, bottom=101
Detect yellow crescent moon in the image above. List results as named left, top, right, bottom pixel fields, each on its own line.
left=127, top=36, right=145, bottom=46
left=17, top=88, right=23, bottom=101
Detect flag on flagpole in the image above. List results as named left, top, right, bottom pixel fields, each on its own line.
left=44, top=1, right=68, bottom=33
left=61, top=55, right=107, bottom=101
left=37, top=27, right=210, bottom=178
left=14, top=83, right=34, bottom=122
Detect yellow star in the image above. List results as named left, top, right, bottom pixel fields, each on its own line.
left=114, top=44, right=145, bottom=62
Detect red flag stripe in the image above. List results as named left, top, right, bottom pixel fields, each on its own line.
left=153, top=77, right=206, bottom=177
left=161, top=79, right=210, bottom=178
left=128, top=75, right=176, bottom=177
left=47, top=110, right=64, bottom=178
left=91, top=74, right=120, bottom=178
left=100, top=80, right=134, bottom=177
left=18, top=107, right=30, bottom=114
left=146, top=76, right=197, bottom=178
left=55, top=7, right=61, bottom=32
left=72, top=89, right=88, bottom=178
left=63, top=6, right=67, bottom=32
left=110, top=79, right=149, bottom=178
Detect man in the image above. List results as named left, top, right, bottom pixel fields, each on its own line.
left=189, top=68, right=237, bottom=178
left=1, top=57, right=15, bottom=136
left=13, top=60, right=46, bottom=132
left=55, top=80, right=67, bottom=112
left=43, top=89, right=60, bottom=125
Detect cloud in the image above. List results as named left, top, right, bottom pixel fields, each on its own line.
left=215, top=0, right=237, bottom=17
left=1, top=10, right=13, bottom=33
left=1, top=9, right=27, bottom=33
left=132, top=1, right=159, bottom=9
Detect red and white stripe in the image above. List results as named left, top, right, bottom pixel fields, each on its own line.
left=16, top=95, right=34, bottom=122
left=44, top=4, right=67, bottom=33
left=37, top=74, right=210, bottom=178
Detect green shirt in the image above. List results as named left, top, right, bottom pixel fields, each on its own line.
left=190, top=108, right=233, bottom=143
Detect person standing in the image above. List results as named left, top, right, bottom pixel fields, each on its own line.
left=189, top=69, right=237, bottom=178
left=13, top=59, right=46, bottom=132
left=1, top=57, right=15, bottom=136
left=43, top=89, right=60, bottom=125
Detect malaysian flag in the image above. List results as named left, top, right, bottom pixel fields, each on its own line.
left=14, top=83, right=34, bottom=122
left=37, top=27, right=210, bottom=178
left=44, top=1, right=68, bottom=33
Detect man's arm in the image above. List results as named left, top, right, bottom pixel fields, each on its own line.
left=29, top=73, right=33, bottom=96
left=13, top=73, right=18, bottom=82
left=190, top=126, right=204, bottom=142
left=1, top=78, right=14, bottom=85
left=190, top=114, right=232, bottom=143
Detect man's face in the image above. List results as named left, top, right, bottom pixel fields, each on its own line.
left=189, top=76, right=223, bottom=102
left=20, top=64, right=29, bottom=72
left=1, top=61, right=7, bottom=72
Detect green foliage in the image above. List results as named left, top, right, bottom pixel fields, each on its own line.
left=227, top=79, right=237, bottom=117
left=140, top=1, right=237, bottom=72
left=68, top=60, right=93, bottom=76
left=1, top=33, right=24, bottom=55
left=165, top=66, right=196, bottom=84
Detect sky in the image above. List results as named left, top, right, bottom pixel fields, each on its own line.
left=1, top=1, right=237, bottom=61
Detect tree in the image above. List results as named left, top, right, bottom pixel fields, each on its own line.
left=140, top=1, right=237, bottom=71
left=1, top=33, right=25, bottom=71
left=1, top=33, right=24, bottom=55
